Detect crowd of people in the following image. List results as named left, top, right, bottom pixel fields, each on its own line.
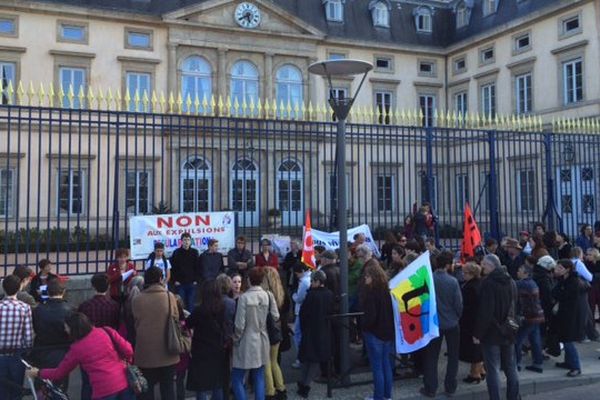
left=1, top=216, right=599, bottom=400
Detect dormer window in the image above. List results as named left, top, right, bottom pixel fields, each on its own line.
left=482, top=0, right=498, bottom=17
left=414, top=7, right=433, bottom=33
left=324, top=0, right=344, bottom=22
left=370, top=1, right=390, bottom=28
left=455, top=1, right=473, bottom=29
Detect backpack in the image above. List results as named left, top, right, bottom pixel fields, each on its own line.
left=147, top=252, right=168, bottom=269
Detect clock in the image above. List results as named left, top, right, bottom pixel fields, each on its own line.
left=235, top=2, right=261, bottom=29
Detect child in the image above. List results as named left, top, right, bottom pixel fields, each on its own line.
left=145, top=242, right=172, bottom=284
left=29, top=259, right=58, bottom=303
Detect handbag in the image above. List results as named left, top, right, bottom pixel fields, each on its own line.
left=266, top=292, right=282, bottom=345
left=102, top=328, right=148, bottom=395
left=495, top=280, right=519, bottom=342
left=166, top=290, right=192, bottom=355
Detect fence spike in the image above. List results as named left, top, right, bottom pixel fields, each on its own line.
left=201, top=94, right=209, bottom=116
left=240, top=97, right=248, bottom=117
left=176, top=92, right=183, bottom=114
left=142, top=90, right=150, bottom=113
left=248, top=96, right=256, bottom=117
left=167, top=92, right=174, bottom=113
left=16, top=80, right=25, bottom=106
left=28, top=81, right=35, bottom=106
left=78, top=85, right=86, bottom=108
left=233, top=96, right=240, bottom=117
left=257, top=97, right=264, bottom=118
left=225, top=97, right=232, bottom=117
left=151, top=91, right=159, bottom=112
left=39, top=82, right=46, bottom=107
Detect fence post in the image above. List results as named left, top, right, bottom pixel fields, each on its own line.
left=543, top=133, right=560, bottom=231
left=425, top=127, right=439, bottom=245
left=111, top=117, right=121, bottom=260
left=488, top=130, right=500, bottom=239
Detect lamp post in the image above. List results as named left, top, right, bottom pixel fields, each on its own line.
left=308, top=59, right=372, bottom=383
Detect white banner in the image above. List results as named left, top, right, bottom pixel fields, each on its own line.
left=311, top=224, right=381, bottom=258
left=129, top=212, right=236, bottom=260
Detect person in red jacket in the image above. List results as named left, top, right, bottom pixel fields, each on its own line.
left=255, top=239, right=279, bottom=269
left=107, top=248, right=137, bottom=302
left=27, top=312, right=135, bottom=400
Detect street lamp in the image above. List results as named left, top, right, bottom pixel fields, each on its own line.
left=308, top=59, right=372, bottom=383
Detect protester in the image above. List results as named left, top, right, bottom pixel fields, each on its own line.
left=387, top=245, right=406, bottom=279
left=474, top=254, right=520, bottom=400
left=0, top=275, right=33, bottom=399
left=485, top=238, right=499, bottom=255
left=514, top=264, right=545, bottom=373
left=30, top=259, right=58, bottom=303
left=459, top=262, right=485, bottom=383
left=297, top=270, right=334, bottom=398
left=529, top=236, right=549, bottom=263
left=532, top=222, right=546, bottom=239
left=552, top=259, right=588, bottom=377
left=413, top=206, right=430, bottom=239
left=402, top=215, right=414, bottom=240
left=200, top=239, right=225, bottom=284
left=316, top=250, right=341, bottom=378
left=216, top=274, right=237, bottom=339
left=421, top=251, right=463, bottom=398
left=133, top=266, right=180, bottom=400
left=186, top=280, right=229, bottom=400
left=542, top=231, right=559, bottom=259
left=27, top=312, right=134, bottom=400
left=78, top=273, right=120, bottom=329
left=227, top=236, right=254, bottom=278
left=107, top=248, right=137, bottom=303
left=571, top=246, right=593, bottom=283
left=585, top=248, right=600, bottom=322
left=12, top=265, right=36, bottom=307
left=556, top=232, right=572, bottom=260
left=532, top=256, right=556, bottom=342
left=231, top=272, right=243, bottom=302
left=255, top=239, right=279, bottom=269
left=123, top=275, right=144, bottom=345
left=576, top=224, right=594, bottom=253
left=170, top=232, right=200, bottom=311
left=424, top=238, right=440, bottom=258
left=359, top=253, right=395, bottom=400
left=291, top=262, right=311, bottom=369
left=231, top=267, right=279, bottom=400
left=380, top=230, right=398, bottom=266
left=518, top=231, right=530, bottom=248
left=282, top=240, right=302, bottom=289
left=145, top=242, right=172, bottom=284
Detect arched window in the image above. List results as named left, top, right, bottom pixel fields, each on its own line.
left=230, top=60, right=259, bottom=112
left=370, top=1, right=390, bottom=28
left=414, top=6, right=432, bottom=33
left=181, top=157, right=212, bottom=212
left=276, top=65, right=303, bottom=117
left=455, top=1, right=472, bottom=29
left=230, top=158, right=259, bottom=227
left=277, top=159, right=304, bottom=226
left=324, top=0, right=344, bottom=22
left=181, top=56, right=212, bottom=112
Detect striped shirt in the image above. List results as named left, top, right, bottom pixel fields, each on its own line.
left=0, top=298, right=33, bottom=352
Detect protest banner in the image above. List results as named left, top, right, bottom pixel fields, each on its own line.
left=301, top=210, right=316, bottom=269
left=129, top=211, right=235, bottom=260
left=311, top=224, right=381, bottom=258
left=389, top=251, right=439, bottom=353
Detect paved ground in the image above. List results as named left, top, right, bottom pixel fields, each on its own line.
left=522, top=381, right=600, bottom=399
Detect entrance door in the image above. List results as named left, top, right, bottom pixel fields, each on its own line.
left=230, top=158, right=259, bottom=227
left=556, top=166, right=596, bottom=236
left=277, top=160, right=303, bottom=226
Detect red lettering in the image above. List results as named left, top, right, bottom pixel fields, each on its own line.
left=195, top=215, right=210, bottom=226
left=157, top=217, right=173, bottom=228
left=176, top=216, right=192, bottom=227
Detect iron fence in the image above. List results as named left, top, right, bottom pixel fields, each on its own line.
left=0, top=104, right=598, bottom=276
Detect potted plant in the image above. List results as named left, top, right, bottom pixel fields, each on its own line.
left=267, top=208, right=282, bottom=227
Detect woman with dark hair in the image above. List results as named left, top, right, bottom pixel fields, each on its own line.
left=529, top=236, right=549, bottom=263
left=552, top=259, right=588, bottom=377
left=255, top=239, right=279, bottom=269
left=186, top=280, right=229, bottom=400
left=576, top=224, right=594, bottom=253
left=360, top=260, right=395, bottom=400
left=542, top=231, right=559, bottom=260
left=403, top=215, right=414, bottom=240
left=556, top=232, right=572, bottom=260
left=27, top=312, right=134, bottom=399
left=380, top=230, right=398, bottom=266
left=231, top=272, right=243, bottom=302
left=459, top=262, right=485, bottom=383
left=387, top=245, right=406, bottom=279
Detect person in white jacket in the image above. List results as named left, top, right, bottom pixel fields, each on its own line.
left=291, top=262, right=311, bottom=368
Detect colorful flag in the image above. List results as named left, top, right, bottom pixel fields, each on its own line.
left=461, top=202, right=482, bottom=262
left=389, top=251, right=439, bottom=353
left=301, top=210, right=316, bottom=270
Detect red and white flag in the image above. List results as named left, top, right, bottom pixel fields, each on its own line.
left=301, top=210, right=317, bottom=270
left=461, top=202, right=482, bottom=263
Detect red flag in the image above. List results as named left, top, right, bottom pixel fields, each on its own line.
left=461, top=202, right=482, bottom=262
left=301, top=210, right=316, bottom=270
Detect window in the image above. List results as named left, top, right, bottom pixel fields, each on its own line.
left=563, top=58, right=583, bottom=104
left=371, top=2, right=389, bottom=28
left=325, top=0, right=344, bottom=22
left=58, top=169, right=85, bottom=215
left=0, top=62, right=15, bottom=104
left=454, top=57, right=466, bottom=73
left=419, top=94, right=435, bottom=127
left=276, top=64, right=303, bottom=114
left=583, top=194, right=594, bottom=214
left=375, top=91, right=392, bottom=125
left=517, top=169, right=536, bottom=212
left=126, top=72, right=151, bottom=112
left=515, top=73, right=532, bottom=114
left=561, top=15, right=581, bottom=37
left=482, top=0, right=498, bottom=17
left=0, top=16, right=16, bottom=36
left=456, top=2, right=470, bottom=29
left=375, top=56, right=392, bottom=72
left=454, top=91, right=468, bottom=116
left=481, top=83, right=496, bottom=118
left=480, top=47, right=495, bottom=64
left=376, top=175, right=394, bottom=212
left=414, top=7, right=432, bottom=33
left=126, top=171, right=151, bottom=215
left=59, top=22, right=86, bottom=43
left=0, top=168, right=14, bottom=217
left=418, top=61, right=436, bottom=77
left=328, top=52, right=346, bottom=60
left=456, top=174, right=469, bottom=212
left=59, top=67, right=86, bottom=109
left=181, top=56, right=212, bottom=112
left=420, top=173, right=438, bottom=210
left=181, top=157, right=212, bottom=212
left=277, top=160, right=303, bottom=225
left=125, top=29, right=152, bottom=50
left=514, top=33, right=531, bottom=52
left=230, top=60, right=259, bottom=111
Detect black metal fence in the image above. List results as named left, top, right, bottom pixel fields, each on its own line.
left=1, top=104, right=598, bottom=276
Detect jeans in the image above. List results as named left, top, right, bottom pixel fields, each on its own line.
left=81, top=369, right=92, bottom=399
left=0, top=354, right=25, bottom=400
left=231, top=366, right=265, bottom=400
left=563, top=342, right=581, bottom=371
left=423, top=326, right=459, bottom=395
left=515, top=323, right=543, bottom=367
left=196, top=389, right=224, bottom=400
left=482, top=343, right=520, bottom=400
left=363, top=332, right=394, bottom=400
left=139, top=365, right=176, bottom=400
left=294, top=315, right=302, bottom=352
left=176, top=283, right=197, bottom=311
left=97, top=388, right=136, bottom=400
left=264, top=343, right=285, bottom=395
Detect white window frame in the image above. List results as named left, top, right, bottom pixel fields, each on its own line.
left=563, top=58, right=583, bottom=105
left=0, top=16, right=17, bottom=37
left=59, top=66, right=86, bottom=109
left=180, top=157, right=212, bottom=213
left=126, top=29, right=152, bottom=50
left=419, top=94, right=436, bottom=127
left=561, top=14, right=581, bottom=38
left=277, top=159, right=304, bottom=218
left=514, top=32, right=531, bottom=53
left=59, top=22, right=87, bottom=43
left=276, top=64, right=304, bottom=112
left=126, top=71, right=151, bottom=112
left=375, top=56, right=393, bottom=72
left=0, top=62, right=15, bottom=105
left=376, top=174, right=395, bottom=212
left=230, top=60, right=259, bottom=110
left=454, top=91, right=468, bottom=116
left=482, top=0, right=498, bottom=17
left=481, top=83, right=496, bottom=118
left=415, top=9, right=432, bottom=33
left=372, top=2, right=389, bottom=28
left=0, top=167, right=15, bottom=218
left=480, top=47, right=495, bottom=65
left=515, top=72, right=532, bottom=114
left=324, top=0, right=344, bottom=22
left=181, top=56, right=212, bottom=113
left=126, top=170, right=152, bottom=215
left=453, top=57, right=466, bottom=74
left=375, top=90, right=393, bottom=125
left=57, top=169, right=85, bottom=215
left=456, top=3, right=470, bottom=29
left=517, top=169, right=536, bottom=212
left=455, top=173, right=469, bottom=212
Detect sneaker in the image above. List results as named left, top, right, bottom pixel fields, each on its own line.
left=291, top=360, right=302, bottom=369
left=566, top=369, right=581, bottom=377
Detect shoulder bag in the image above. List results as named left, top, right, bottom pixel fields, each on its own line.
left=166, top=290, right=192, bottom=355
left=495, top=280, right=519, bottom=342
left=266, top=292, right=282, bottom=345
left=102, top=327, right=148, bottom=395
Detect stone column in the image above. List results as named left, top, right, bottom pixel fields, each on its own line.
left=264, top=52, right=274, bottom=100
left=217, top=48, right=227, bottom=99
left=308, top=57, right=318, bottom=105
left=167, top=43, right=177, bottom=96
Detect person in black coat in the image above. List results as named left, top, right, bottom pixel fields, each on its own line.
left=551, top=259, right=588, bottom=377
left=297, top=270, right=333, bottom=398
left=458, top=262, right=484, bottom=383
left=170, top=232, right=200, bottom=311
left=532, top=256, right=556, bottom=343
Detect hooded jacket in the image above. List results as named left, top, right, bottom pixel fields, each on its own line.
left=474, top=268, right=517, bottom=345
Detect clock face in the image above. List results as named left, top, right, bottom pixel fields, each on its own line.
left=235, top=2, right=261, bottom=29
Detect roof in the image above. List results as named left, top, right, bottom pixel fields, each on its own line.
left=28, top=0, right=569, bottom=48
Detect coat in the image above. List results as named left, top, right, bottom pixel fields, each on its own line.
left=232, top=286, right=279, bottom=369
left=532, top=265, right=555, bottom=320
left=132, top=284, right=180, bottom=368
left=298, top=286, right=334, bottom=363
left=551, top=273, right=588, bottom=342
left=459, top=278, right=482, bottom=363
left=31, top=299, right=74, bottom=368
left=106, top=262, right=137, bottom=301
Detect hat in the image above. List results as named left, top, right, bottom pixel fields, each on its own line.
left=519, top=230, right=530, bottom=237
left=504, top=238, right=522, bottom=250
left=537, top=255, right=557, bottom=271
left=260, top=238, right=271, bottom=246
left=321, top=250, right=337, bottom=260
left=310, top=270, right=327, bottom=284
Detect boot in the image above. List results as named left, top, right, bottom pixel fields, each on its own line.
left=296, top=383, right=310, bottom=399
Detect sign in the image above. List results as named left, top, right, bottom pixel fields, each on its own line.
left=301, top=210, right=316, bottom=269
left=461, top=202, right=482, bottom=262
left=311, top=224, right=381, bottom=258
left=389, top=251, right=439, bottom=353
left=129, top=212, right=236, bottom=260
